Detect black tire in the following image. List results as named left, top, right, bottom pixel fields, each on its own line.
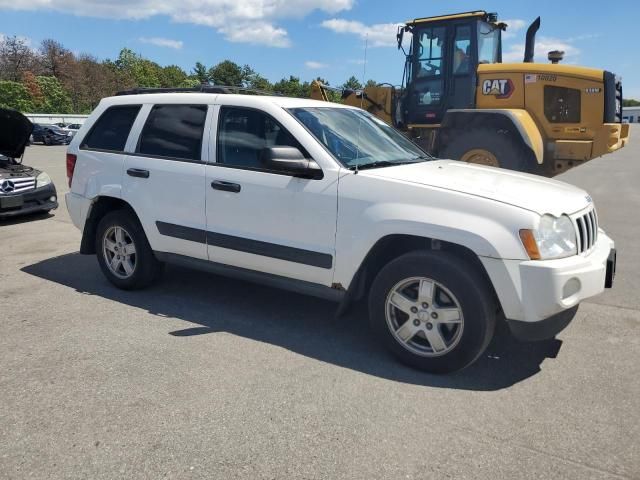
left=368, top=250, right=496, bottom=374
left=95, top=209, right=162, bottom=290
left=439, top=128, right=537, bottom=173
left=43, top=135, right=51, bottom=146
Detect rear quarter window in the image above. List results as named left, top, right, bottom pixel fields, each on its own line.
left=81, top=105, right=142, bottom=152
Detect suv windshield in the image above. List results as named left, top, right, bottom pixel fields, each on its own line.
left=288, top=107, right=430, bottom=169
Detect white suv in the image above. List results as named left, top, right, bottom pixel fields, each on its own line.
left=65, top=90, right=616, bottom=373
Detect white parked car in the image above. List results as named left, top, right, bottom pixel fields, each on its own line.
left=65, top=90, right=616, bottom=373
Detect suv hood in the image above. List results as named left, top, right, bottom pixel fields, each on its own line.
left=0, top=108, right=33, bottom=159
left=363, top=160, right=591, bottom=216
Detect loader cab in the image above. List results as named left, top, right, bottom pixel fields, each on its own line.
left=400, top=11, right=503, bottom=126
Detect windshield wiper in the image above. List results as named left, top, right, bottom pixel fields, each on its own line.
left=348, top=160, right=396, bottom=171
left=349, top=158, right=430, bottom=171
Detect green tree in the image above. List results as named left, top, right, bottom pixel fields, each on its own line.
left=246, top=72, right=272, bottom=91
left=208, top=60, right=258, bottom=87
left=0, top=80, right=34, bottom=111
left=342, top=75, right=363, bottom=91
left=365, top=79, right=378, bottom=88
left=208, top=60, right=245, bottom=86
left=35, top=76, right=72, bottom=113
left=160, top=65, right=188, bottom=87
left=191, top=62, right=209, bottom=84
left=273, top=76, right=311, bottom=98
left=114, top=48, right=161, bottom=88
left=623, top=99, right=640, bottom=107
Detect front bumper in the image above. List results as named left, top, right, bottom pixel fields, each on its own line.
left=481, top=230, right=615, bottom=327
left=0, top=183, right=58, bottom=218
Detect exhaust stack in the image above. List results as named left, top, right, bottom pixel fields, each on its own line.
left=523, top=17, right=541, bottom=63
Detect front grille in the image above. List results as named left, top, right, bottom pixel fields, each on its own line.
left=0, top=176, right=36, bottom=194
left=573, top=208, right=598, bottom=254
left=544, top=85, right=581, bottom=123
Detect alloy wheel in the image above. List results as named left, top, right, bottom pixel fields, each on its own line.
left=102, top=225, right=137, bottom=279
left=385, top=276, right=464, bottom=357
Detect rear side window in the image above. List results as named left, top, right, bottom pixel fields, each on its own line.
left=81, top=105, right=141, bottom=152
left=137, top=104, right=207, bottom=161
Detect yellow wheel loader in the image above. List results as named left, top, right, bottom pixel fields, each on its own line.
left=310, top=11, right=629, bottom=176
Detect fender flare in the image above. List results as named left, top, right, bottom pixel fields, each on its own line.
left=441, top=109, right=544, bottom=164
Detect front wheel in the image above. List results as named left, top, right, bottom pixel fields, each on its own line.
left=369, top=251, right=496, bottom=373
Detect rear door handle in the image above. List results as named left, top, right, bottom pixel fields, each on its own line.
left=211, top=180, right=241, bottom=193
left=127, top=168, right=150, bottom=179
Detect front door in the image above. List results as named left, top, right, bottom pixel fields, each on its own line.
left=406, top=24, right=448, bottom=124
left=204, top=105, right=338, bottom=286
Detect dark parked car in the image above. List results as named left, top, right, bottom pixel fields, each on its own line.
left=0, top=109, right=58, bottom=219
left=31, top=124, right=72, bottom=145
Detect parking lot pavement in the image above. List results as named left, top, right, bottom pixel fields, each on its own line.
left=1, top=133, right=638, bottom=479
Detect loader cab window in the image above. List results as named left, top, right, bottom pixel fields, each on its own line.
left=478, top=21, right=501, bottom=64
left=413, top=26, right=446, bottom=106
left=453, top=25, right=472, bottom=74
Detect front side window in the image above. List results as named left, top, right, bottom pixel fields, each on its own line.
left=137, top=104, right=207, bottom=161
left=81, top=105, right=141, bottom=151
left=478, top=21, right=500, bottom=64
left=289, top=107, right=428, bottom=169
left=217, top=107, right=302, bottom=169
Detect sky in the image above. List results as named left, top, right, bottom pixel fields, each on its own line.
left=0, top=0, right=638, bottom=99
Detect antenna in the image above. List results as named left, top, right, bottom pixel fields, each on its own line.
left=360, top=33, right=368, bottom=109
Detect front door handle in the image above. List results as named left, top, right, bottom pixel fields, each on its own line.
left=211, top=180, right=241, bottom=193
left=127, top=168, right=150, bottom=178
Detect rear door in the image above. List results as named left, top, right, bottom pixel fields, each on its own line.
left=122, top=103, right=211, bottom=260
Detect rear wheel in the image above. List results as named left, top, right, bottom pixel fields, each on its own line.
left=95, top=210, right=161, bottom=290
left=43, top=136, right=51, bottom=145
left=369, top=250, right=496, bottom=373
left=439, top=128, right=537, bottom=173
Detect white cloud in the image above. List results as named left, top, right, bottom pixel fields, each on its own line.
left=0, top=0, right=354, bottom=48
left=139, top=37, right=183, bottom=49
left=503, top=36, right=581, bottom=63
left=501, top=18, right=527, bottom=39
left=305, top=61, right=328, bottom=69
left=321, top=18, right=402, bottom=47
left=218, top=22, right=290, bottom=48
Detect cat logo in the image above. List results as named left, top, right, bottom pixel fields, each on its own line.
left=481, top=79, right=514, bottom=99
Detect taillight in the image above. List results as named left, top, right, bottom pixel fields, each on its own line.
left=66, top=153, right=77, bottom=187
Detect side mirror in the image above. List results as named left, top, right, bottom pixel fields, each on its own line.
left=260, top=147, right=323, bottom=179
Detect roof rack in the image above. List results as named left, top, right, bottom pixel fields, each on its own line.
left=115, top=85, right=281, bottom=97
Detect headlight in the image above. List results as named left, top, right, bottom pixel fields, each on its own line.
left=36, top=172, right=52, bottom=188
left=519, top=214, right=577, bottom=260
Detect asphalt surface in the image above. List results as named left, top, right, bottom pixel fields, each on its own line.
left=1, top=131, right=638, bottom=479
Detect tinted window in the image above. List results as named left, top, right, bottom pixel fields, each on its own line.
left=217, top=107, right=302, bottom=169
left=82, top=105, right=141, bottom=151
left=137, top=105, right=207, bottom=161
